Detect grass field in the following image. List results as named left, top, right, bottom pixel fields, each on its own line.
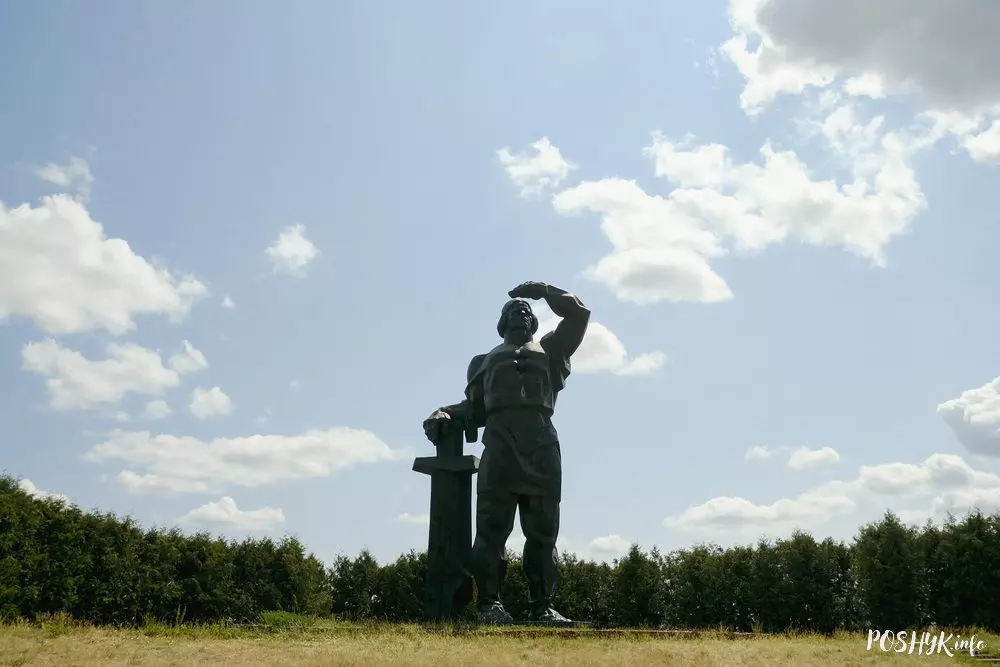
left=1, top=617, right=995, bottom=666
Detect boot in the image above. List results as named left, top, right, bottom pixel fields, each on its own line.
left=479, top=601, right=514, bottom=625
left=527, top=605, right=572, bottom=625
left=524, top=554, right=571, bottom=625
left=475, top=556, right=513, bottom=625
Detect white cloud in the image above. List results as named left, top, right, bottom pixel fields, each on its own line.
left=221, top=296, right=236, bottom=309
left=664, top=481, right=856, bottom=532
left=289, top=379, right=301, bottom=392
left=115, top=411, right=130, bottom=423
left=788, top=446, right=840, bottom=470
left=396, top=512, right=430, bottom=526
left=646, top=124, right=924, bottom=265
left=142, top=399, right=172, bottom=421
left=116, top=470, right=210, bottom=494
left=497, top=137, right=576, bottom=198
left=589, top=534, right=632, bottom=555
left=84, top=426, right=399, bottom=491
left=0, top=196, right=207, bottom=335
left=178, top=497, right=284, bottom=532
left=551, top=108, right=925, bottom=305
left=266, top=224, right=318, bottom=276
left=189, top=386, right=233, bottom=419
left=938, top=377, right=1000, bottom=457
left=35, top=157, right=94, bottom=200
left=720, top=0, right=1000, bottom=115
left=18, top=479, right=69, bottom=505
left=168, top=341, right=208, bottom=375
left=859, top=454, right=1000, bottom=496
left=963, top=121, right=1000, bottom=164
left=534, top=303, right=665, bottom=376
left=843, top=72, right=886, bottom=100
left=718, top=0, right=834, bottom=114
left=665, top=453, right=1000, bottom=535
left=931, top=487, right=1000, bottom=517
left=22, top=339, right=181, bottom=411
left=553, top=178, right=732, bottom=305
left=719, top=0, right=1000, bottom=164
left=745, top=445, right=775, bottom=460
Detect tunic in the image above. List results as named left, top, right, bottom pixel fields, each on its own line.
left=465, top=330, right=572, bottom=500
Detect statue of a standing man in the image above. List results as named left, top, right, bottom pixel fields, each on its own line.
left=423, top=281, right=590, bottom=624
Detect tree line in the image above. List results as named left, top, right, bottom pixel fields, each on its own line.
left=3, top=475, right=999, bottom=631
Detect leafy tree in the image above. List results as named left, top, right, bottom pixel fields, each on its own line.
left=852, top=511, right=921, bottom=629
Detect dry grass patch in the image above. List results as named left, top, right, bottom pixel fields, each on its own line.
left=0, top=621, right=993, bottom=666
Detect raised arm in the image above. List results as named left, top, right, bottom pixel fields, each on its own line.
left=508, top=281, right=590, bottom=358
left=541, top=284, right=589, bottom=357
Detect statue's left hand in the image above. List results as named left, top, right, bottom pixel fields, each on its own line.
left=508, top=281, right=548, bottom=300
left=423, top=409, right=451, bottom=444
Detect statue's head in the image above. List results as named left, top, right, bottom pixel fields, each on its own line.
left=497, top=298, right=537, bottom=342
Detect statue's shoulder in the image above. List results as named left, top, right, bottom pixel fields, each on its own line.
left=466, top=353, right=489, bottom=382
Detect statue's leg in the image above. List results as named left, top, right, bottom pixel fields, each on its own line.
left=470, top=491, right=517, bottom=619
left=519, top=494, right=561, bottom=618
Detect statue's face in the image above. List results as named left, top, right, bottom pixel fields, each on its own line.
left=503, top=301, right=534, bottom=338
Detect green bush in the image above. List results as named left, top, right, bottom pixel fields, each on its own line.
left=4, top=474, right=1000, bottom=631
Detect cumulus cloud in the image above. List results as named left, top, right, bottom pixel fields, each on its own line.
left=534, top=303, right=665, bottom=376
left=719, top=0, right=1000, bottom=163
left=788, top=446, right=840, bottom=470
left=510, top=3, right=992, bottom=310
left=497, top=137, right=576, bottom=197
left=396, top=513, right=430, bottom=526
left=178, top=497, right=284, bottom=532
left=22, top=339, right=183, bottom=411
left=962, top=121, right=1000, bottom=164
left=745, top=445, right=775, bottom=460
left=168, top=341, right=208, bottom=375
left=221, top=296, right=236, bottom=309
left=116, top=470, right=210, bottom=494
left=189, top=386, right=233, bottom=419
left=720, top=0, right=1000, bottom=114
left=266, top=224, right=318, bottom=276
left=864, top=454, right=999, bottom=495
left=18, top=479, right=69, bottom=505
left=142, top=399, right=172, bottom=421
left=551, top=107, right=925, bottom=304
left=553, top=178, right=733, bottom=305
left=939, top=377, right=1000, bottom=457
left=0, top=196, right=207, bottom=335
left=746, top=444, right=839, bottom=468
left=35, top=157, right=94, bottom=200
left=589, top=534, right=633, bottom=555
left=665, top=453, right=1000, bottom=535
left=931, top=487, right=1000, bottom=518
left=84, top=427, right=399, bottom=492
left=665, top=481, right=856, bottom=532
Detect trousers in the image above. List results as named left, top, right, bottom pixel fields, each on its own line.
left=470, top=491, right=560, bottom=612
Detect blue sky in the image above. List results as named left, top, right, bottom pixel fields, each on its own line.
left=3, top=0, right=1000, bottom=565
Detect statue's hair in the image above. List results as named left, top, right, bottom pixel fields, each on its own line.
left=497, top=299, right=538, bottom=338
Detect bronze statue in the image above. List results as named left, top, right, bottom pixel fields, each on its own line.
left=423, top=281, right=589, bottom=624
